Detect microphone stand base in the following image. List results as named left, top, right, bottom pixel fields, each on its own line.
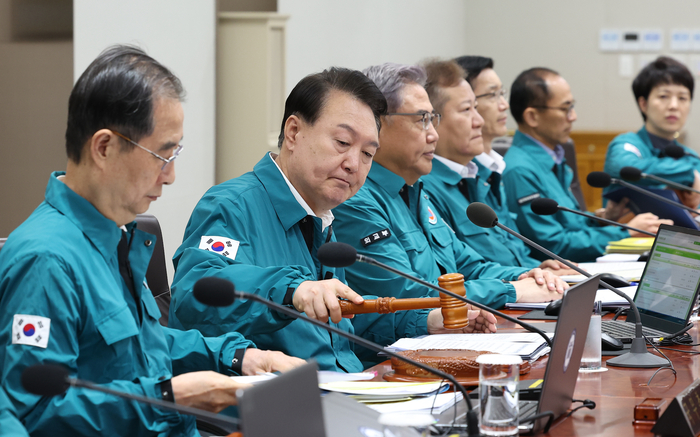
left=606, top=338, right=668, bottom=368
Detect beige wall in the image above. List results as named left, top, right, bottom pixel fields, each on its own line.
left=464, top=0, right=700, bottom=150
left=0, top=41, right=73, bottom=237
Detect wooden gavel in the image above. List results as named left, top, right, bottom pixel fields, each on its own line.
left=339, top=273, right=469, bottom=329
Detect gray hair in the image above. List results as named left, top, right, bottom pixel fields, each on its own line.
left=362, top=63, right=427, bottom=112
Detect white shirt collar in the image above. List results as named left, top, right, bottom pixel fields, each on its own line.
left=474, top=150, right=507, bottom=174
left=269, top=153, right=334, bottom=231
left=434, top=155, right=479, bottom=179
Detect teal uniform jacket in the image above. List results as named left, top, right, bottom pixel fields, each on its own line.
left=422, top=158, right=539, bottom=268
left=170, top=154, right=363, bottom=373
left=333, top=162, right=527, bottom=320
left=0, top=389, right=28, bottom=437
left=604, top=126, right=700, bottom=194
left=0, top=172, right=253, bottom=437
left=503, top=131, right=628, bottom=262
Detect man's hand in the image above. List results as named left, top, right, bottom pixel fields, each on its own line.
left=538, top=259, right=579, bottom=276
left=171, top=371, right=250, bottom=412
left=675, top=170, right=700, bottom=210
left=241, top=349, right=306, bottom=375
left=293, top=279, right=364, bottom=323
left=627, top=213, right=673, bottom=237
left=517, top=268, right=568, bottom=293
left=512, top=277, right=565, bottom=303
left=601, top=198, right=632, bottom=221
left=426, top=306, right=497, bottom=334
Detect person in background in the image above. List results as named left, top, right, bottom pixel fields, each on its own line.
left=421, top=56, right=574, bottom=273
left=604, top=56, right=700, bottom=210
left=502, top=67, right=669, bottom=262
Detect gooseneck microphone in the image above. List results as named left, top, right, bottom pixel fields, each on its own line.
left=192, top=277, right=482, bottom=437
left=317, top=242, right=553, bottom=349
left=587, top=171, right=699, bottom=215
left=21, top=364, right=240, bottom=428
left=665, top=144, right=687, bottom=159
left=466, top=202, right=667, bottom=368
left=530, top=198, right=655, bottom=236
left=620, top=166, right=700, bottom=196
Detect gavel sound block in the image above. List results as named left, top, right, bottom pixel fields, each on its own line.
left=338, top=272, right=469, bottom=329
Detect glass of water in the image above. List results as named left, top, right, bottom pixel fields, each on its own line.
left=580, top=301, right=602, bottom=371
left=476, top=354, right=522, bottom=437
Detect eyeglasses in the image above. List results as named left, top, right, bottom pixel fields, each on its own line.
left=386, top=112, right=441, bottom=130
left=112, top=130, right=184, bottom=171
left=475, top=88, right=508, bottom=101
left=532, top=102, right=576, bottom=118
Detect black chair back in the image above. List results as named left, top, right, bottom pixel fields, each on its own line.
left=135, top=214, right=170, bottom=327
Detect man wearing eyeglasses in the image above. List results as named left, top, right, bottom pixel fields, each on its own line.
left=0, top=45, right=303, bottom=436
left=331, top=63, right=569, bottom=365
left=502, top=67, right=668, bottom=262
left=421, top=58, right=575, bottom=273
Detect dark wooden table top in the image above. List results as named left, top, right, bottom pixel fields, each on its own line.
left=366, top=311, right=700, bottom=437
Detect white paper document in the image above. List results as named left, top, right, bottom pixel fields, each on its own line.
left=505, top=285, right=636, bottom=310
left=388, top=333, right=552, bottom=361
left=560, top=261, right=646, bottom=283
left=367, top=392, right=464, bottom=414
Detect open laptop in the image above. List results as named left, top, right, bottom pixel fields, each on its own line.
left=601, top=224, right=700, bottom=343
left=237, top=361, right=326, bottom=437
left=434, top=275, right=599, bottom=434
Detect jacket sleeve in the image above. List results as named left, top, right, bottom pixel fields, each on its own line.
left=0, top=389, right=29, bottom=437
left=163, top=327, right=253, bottom=376
left=0, top=255, right=194, bottom=436
left=170, top=199, right=318, bottom=338
left=606, top=138, right=699, bottom=186
left=504, top=166, right=628, bottom=262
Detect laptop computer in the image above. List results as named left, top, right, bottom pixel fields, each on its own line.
left=601, top=224, right=700, bottom=343
left=237, top=361, right=326, bottom=437
left=434, top=275, right=599, bottom=434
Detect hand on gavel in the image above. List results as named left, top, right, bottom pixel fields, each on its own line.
left=426, top=306, right=497, bottom=335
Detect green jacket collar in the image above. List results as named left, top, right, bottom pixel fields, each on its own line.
left=44, top=171, right=123, bottom=263
left=512, top=130, right=561, bottom=171
left=367, top=162, right=410, bottom=198
left=429, top=158, right=463, bottom=186
left=254, top=153, right=309, bottom=231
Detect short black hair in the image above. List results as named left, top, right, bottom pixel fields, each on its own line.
left=633, top=56, right=694, bottom=121
left=278, top=67, right=388, bottom=148
left=509, top=67, right=559, bottom=124
left=453, top=56, right=494, bottom=85
left=65, top=44, right=185, bottom=163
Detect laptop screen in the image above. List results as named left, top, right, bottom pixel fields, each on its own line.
left=635, top=225, right=700, bottom=325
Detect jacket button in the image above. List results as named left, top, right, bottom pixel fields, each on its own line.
left=144, top=240, right=152, bottom=247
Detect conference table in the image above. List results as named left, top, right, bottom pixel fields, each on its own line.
left=366, top=310, right=700, bottom=437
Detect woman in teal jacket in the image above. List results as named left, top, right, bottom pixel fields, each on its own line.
left=604, top=56, right=700, bottom=208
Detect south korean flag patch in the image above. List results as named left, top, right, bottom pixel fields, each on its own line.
left=199, top=236, right=240, bottom=260
left=12, top=314, right=50, bottom=348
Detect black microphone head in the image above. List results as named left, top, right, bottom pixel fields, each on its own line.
left=665, top=144, right=686, bottom=159
left=21, top=364, right=70, bottom=396
left=530, top=198, right=559, bottom=215
left=317, top=242, right=357, bottom=268
left=193, top=277, right=235, bottom=307
left=586, top=171, right=612, bottom=188
left=466, top=202, right=498, bottom=228
left=619, top=166, right=643, bottom=181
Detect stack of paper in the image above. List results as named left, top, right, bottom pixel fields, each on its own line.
left=388, top=333, right=552, bottom=361
left=559, top=261, right=646, bottom=283
left=505, top=285, right=636, bottom=310
left=367, top=392, right=464, bottom=414
left=319, top=381, right=447, bottom=403
left=605, top=237, right=654, bottom=254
